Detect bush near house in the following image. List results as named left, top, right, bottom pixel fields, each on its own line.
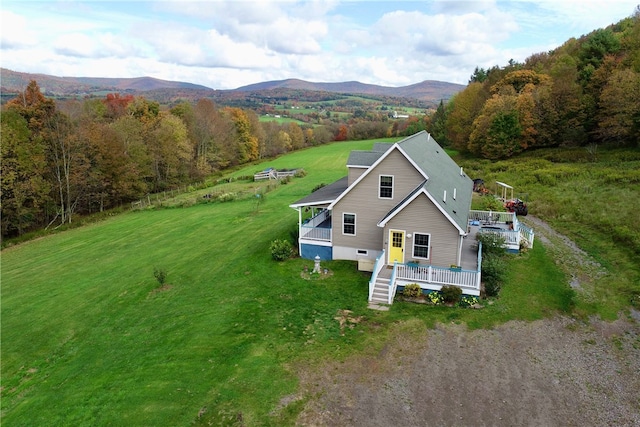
left=270, top=239, right=294, bottom=261
left=441, top=285, right=462, bottom=304
left=402, top=283, right=422, bottom=298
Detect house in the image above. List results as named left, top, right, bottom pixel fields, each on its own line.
left=289, top=131, right=533, bottom=304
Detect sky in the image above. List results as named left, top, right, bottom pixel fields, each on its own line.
left=1, top=0, right=638, bottom=90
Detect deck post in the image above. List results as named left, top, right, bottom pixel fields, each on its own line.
left=297, top=207, right=302, bottom=255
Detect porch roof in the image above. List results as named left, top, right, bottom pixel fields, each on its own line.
left=289, top=176, right=349, bottom=208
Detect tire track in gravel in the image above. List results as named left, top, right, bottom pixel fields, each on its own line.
left=292, top=216, right=640, bottom=426
left=295, top=318, right=640, bottom=427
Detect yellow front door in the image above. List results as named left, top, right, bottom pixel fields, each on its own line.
left=388, top=230, right=405, bottom=264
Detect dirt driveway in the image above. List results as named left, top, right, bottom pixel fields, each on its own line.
left=292, top=217, right=640, bottom=426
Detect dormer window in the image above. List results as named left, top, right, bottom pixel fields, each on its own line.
left=379, top=175, right=393, bottom=199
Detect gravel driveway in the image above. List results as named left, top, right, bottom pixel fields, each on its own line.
left=292, top=217, right=640, bottom=426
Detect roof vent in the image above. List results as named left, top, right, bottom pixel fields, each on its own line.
left=443, top=190, right=447, bottom=203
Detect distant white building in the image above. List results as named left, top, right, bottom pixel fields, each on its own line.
left=393, top=111, right=409, bottom=119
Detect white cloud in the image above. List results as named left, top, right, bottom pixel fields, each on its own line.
left=1, top=0, right=637, bottom=89
left=1, top=10, right=38, bottom=48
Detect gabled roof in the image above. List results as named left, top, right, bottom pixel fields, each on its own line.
left=395, top=131, right=473, bottom=233
left=289, top=131, right=473, bottom=233
left=330, top=131, right=473, bottom=233
left=289, top=176, right=349, bottom=208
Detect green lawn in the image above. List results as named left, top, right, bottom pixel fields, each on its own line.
left=2, top=139, right=635, bottom=425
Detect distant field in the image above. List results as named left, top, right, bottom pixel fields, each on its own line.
left=2, top=138, right=637, bottom=425
left=259, top=115, right=307, bottom=124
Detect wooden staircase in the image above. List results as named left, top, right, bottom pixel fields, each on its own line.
left=370, top=277, right=390, bottom=304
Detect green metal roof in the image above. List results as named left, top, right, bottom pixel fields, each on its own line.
left=396, top=131, right=473, bottom=232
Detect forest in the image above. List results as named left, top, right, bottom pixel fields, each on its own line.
left=427, top=7, right=640, bottom=158
left=1, top=9, right=638, bottom=240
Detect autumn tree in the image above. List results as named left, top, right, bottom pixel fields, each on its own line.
left=148, top=113, right=193, bottom=190
left=0, top=110, right=50, bottom=236
left=446, top=82, right=489, bottom=152
left=596, top=68, right=640, bottom=145
left=287, top=122, right=305, bottom=150
left=335, top=124, right=348, bottom=141
left=226, top=107, right=260, bottom=163
left=103, top=93, right=134, bottom=120
left=5, top=81, right=88, bottom=226
left=468, top=95, right=523, bottom=159
left=45, top=108, right=91, bottom=225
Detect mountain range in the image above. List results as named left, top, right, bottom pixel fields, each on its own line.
left=1, top=68, right=465, bottom=103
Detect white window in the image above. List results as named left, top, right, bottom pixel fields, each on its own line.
left=412, top=233, right=430, bottom=259
left=343, top=213, right=356, bottom=235
left=379, top=175, right=393, bottom=199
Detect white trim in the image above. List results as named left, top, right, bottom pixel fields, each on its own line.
left=412, top=232, right=431, bottom=260
left=299, top=238, right=332, bottom=247
left=289, top=199, right=335, bottom=209
left=342, top=212, right=356, bottom=236
left=378, top=174, right=394, bottom=199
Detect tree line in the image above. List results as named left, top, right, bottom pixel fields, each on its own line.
left=428, top=7, right=640, bottom=158
left=3, top=9, right=639, bottom=239
left=0, top=82, right=344, bottom=239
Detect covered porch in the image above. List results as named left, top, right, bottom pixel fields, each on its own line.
left=368, top=209, right=534, bottom=305
left=289, top=177, right=348, bottom=260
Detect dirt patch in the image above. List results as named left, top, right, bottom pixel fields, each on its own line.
left=334, top=309, right=364, bottom=336
left=290, top=216, right=640, bottom=426
left=294, top=318, right=640, bottom=426
left=148, top=284, right=173, bottom=297
left=301, top=269, right=334, bottom=280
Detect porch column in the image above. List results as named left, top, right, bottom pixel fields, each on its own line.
left=457, top=235, right=463, bottom=267
left=297, top=207, right=302, bottom=255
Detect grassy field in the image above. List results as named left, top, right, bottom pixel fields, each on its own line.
left=458, top=146, right=640, bottom=319
left=258, top=115, right=307, bottom=125
left=2, top=139, right=638, bottom=425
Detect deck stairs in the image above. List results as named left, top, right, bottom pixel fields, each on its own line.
left=370, top=277, right=391, bottom=304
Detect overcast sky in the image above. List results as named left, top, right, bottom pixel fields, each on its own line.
left=2, top=1, right=637, bottom=90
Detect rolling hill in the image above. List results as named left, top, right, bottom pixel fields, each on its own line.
left=1, top=68, right=465, bottom=103
left=235, top=78, right=465, bottom=101
left=0, top=68, right=210, bottom=96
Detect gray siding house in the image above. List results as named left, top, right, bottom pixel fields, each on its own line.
left=290, top=130, right=534, bottom=303
left=291, top=131, right=477, bottom=294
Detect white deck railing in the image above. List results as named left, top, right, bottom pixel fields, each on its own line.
left=519, top=223, right=535, bottom=248
left=469, top=210, right=515, bottom=224
left=300, top=227, right=331, bottom=241
left=300, top=210, right=331, bottom=241
left=303, top=209, right=330, bottom=227
left=368, top=250, right=385, bottom=302
left=389, top=263, right=398, bottom=304
left=395, top=264, right=481, bottom=291
left=479, top=229, right=519, bottom=246
left=469, top=209, right=534, bottom=250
